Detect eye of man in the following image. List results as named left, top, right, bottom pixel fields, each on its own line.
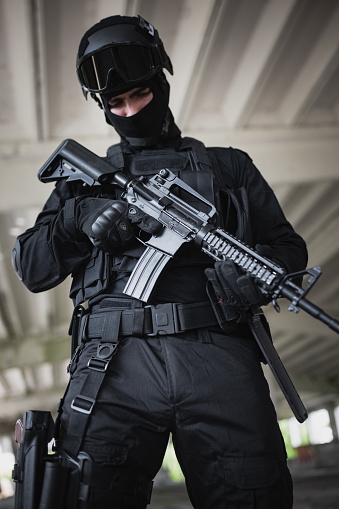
left=108, top=88, right=152, bottom=108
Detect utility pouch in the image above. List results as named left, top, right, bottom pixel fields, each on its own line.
left=38, top=456, right=71, bottom=509
left=205, top=268, right=245, bottom=328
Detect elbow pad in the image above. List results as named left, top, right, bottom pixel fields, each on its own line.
left=11, top=238, right=23, bottom=280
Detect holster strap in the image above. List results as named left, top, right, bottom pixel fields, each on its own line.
left=82, top=461, right=153, bottom=504
left=63, top=339, right=119, bottom=458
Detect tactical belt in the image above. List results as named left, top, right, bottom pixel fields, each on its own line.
left=81, top=300, right=218, bottom=340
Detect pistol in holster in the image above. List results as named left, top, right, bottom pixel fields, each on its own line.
left=12, top=410, right=87, bottom=509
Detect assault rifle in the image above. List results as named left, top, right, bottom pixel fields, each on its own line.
left=38, top=139, right=339, bottom=422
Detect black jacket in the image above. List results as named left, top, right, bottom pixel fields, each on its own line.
left=15, top=140, right=307, bottom=306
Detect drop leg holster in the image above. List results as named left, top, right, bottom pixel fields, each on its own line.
left=37, top=448, right=153, bottom=509
left=52, top=303, right=154, bottom=507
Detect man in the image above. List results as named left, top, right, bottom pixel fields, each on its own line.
left=12, top=14, right=307, bottom=509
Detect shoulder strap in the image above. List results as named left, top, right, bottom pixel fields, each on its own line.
left=105, top=143, right=125, bottom=171
left=179, top=137, right=224, bottom=221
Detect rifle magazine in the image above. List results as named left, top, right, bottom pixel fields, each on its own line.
left=123, top=247, right=172, bottom=302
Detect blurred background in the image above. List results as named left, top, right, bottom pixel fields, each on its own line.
left=0, top=0, right=339, bottom=506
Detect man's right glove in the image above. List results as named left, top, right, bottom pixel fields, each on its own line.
left=75, top=198, right=135, bottom=253
left=75, top=197, right=162, bottom=254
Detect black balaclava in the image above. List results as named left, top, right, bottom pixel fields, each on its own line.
left=101, top=73, right=170, bottom=147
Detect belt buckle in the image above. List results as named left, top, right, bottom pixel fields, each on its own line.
left=87, top=343, right=118, bottom=372
left=145, top=303, right=180, bottom=336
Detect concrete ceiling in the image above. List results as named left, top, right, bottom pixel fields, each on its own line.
left=0, top=0, right=339, bottom=433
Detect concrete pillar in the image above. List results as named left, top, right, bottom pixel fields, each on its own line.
left=326, top=402, right=339, bottom=442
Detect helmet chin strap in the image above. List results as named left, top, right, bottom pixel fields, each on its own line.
left=90, top=92, right=103, bottom=109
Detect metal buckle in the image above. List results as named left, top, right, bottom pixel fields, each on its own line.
left=71, top=395, right=95, bottom=415
left=87, top=357, right=110, bottom=372
left=145, top=303, right=180, bottom=336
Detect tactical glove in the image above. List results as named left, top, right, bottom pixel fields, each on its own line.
left=127, top=205, right=163, bottom=237
left=76, top=198, right=162, bottom=253
left=205, top=244, right=273, bottom=323
left=76, top=198, right=134, bottom=253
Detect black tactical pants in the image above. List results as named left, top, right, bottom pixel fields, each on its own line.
left=59, top=327, right=293, bottom=508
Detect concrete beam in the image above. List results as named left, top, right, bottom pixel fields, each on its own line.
left=0, top=334, right=70, bottom=372
left=280, top=5, right=339, bottom=125
left=0, top=0, right=39, bottom=141
left=0, top=387, right=65, bottom=427
left=221, top=0, right=298, bottom=127
left=1, top=126, right=338, bottom=211
left=171, top=0, right=227, bottom=126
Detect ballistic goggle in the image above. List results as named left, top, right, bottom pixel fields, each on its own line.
left=77, top=42, right=173, bottom=94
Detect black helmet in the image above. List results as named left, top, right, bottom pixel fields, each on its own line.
left=76, top=15, right=173, bottom=97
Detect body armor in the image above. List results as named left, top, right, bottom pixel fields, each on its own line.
left=69, top=137, right=251, bottom=307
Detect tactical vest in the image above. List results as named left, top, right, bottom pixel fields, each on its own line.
left=69, top=137, right=251, bottom=306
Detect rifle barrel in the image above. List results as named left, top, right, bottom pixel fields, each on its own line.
left=281, top=286, right=339, bottom=334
